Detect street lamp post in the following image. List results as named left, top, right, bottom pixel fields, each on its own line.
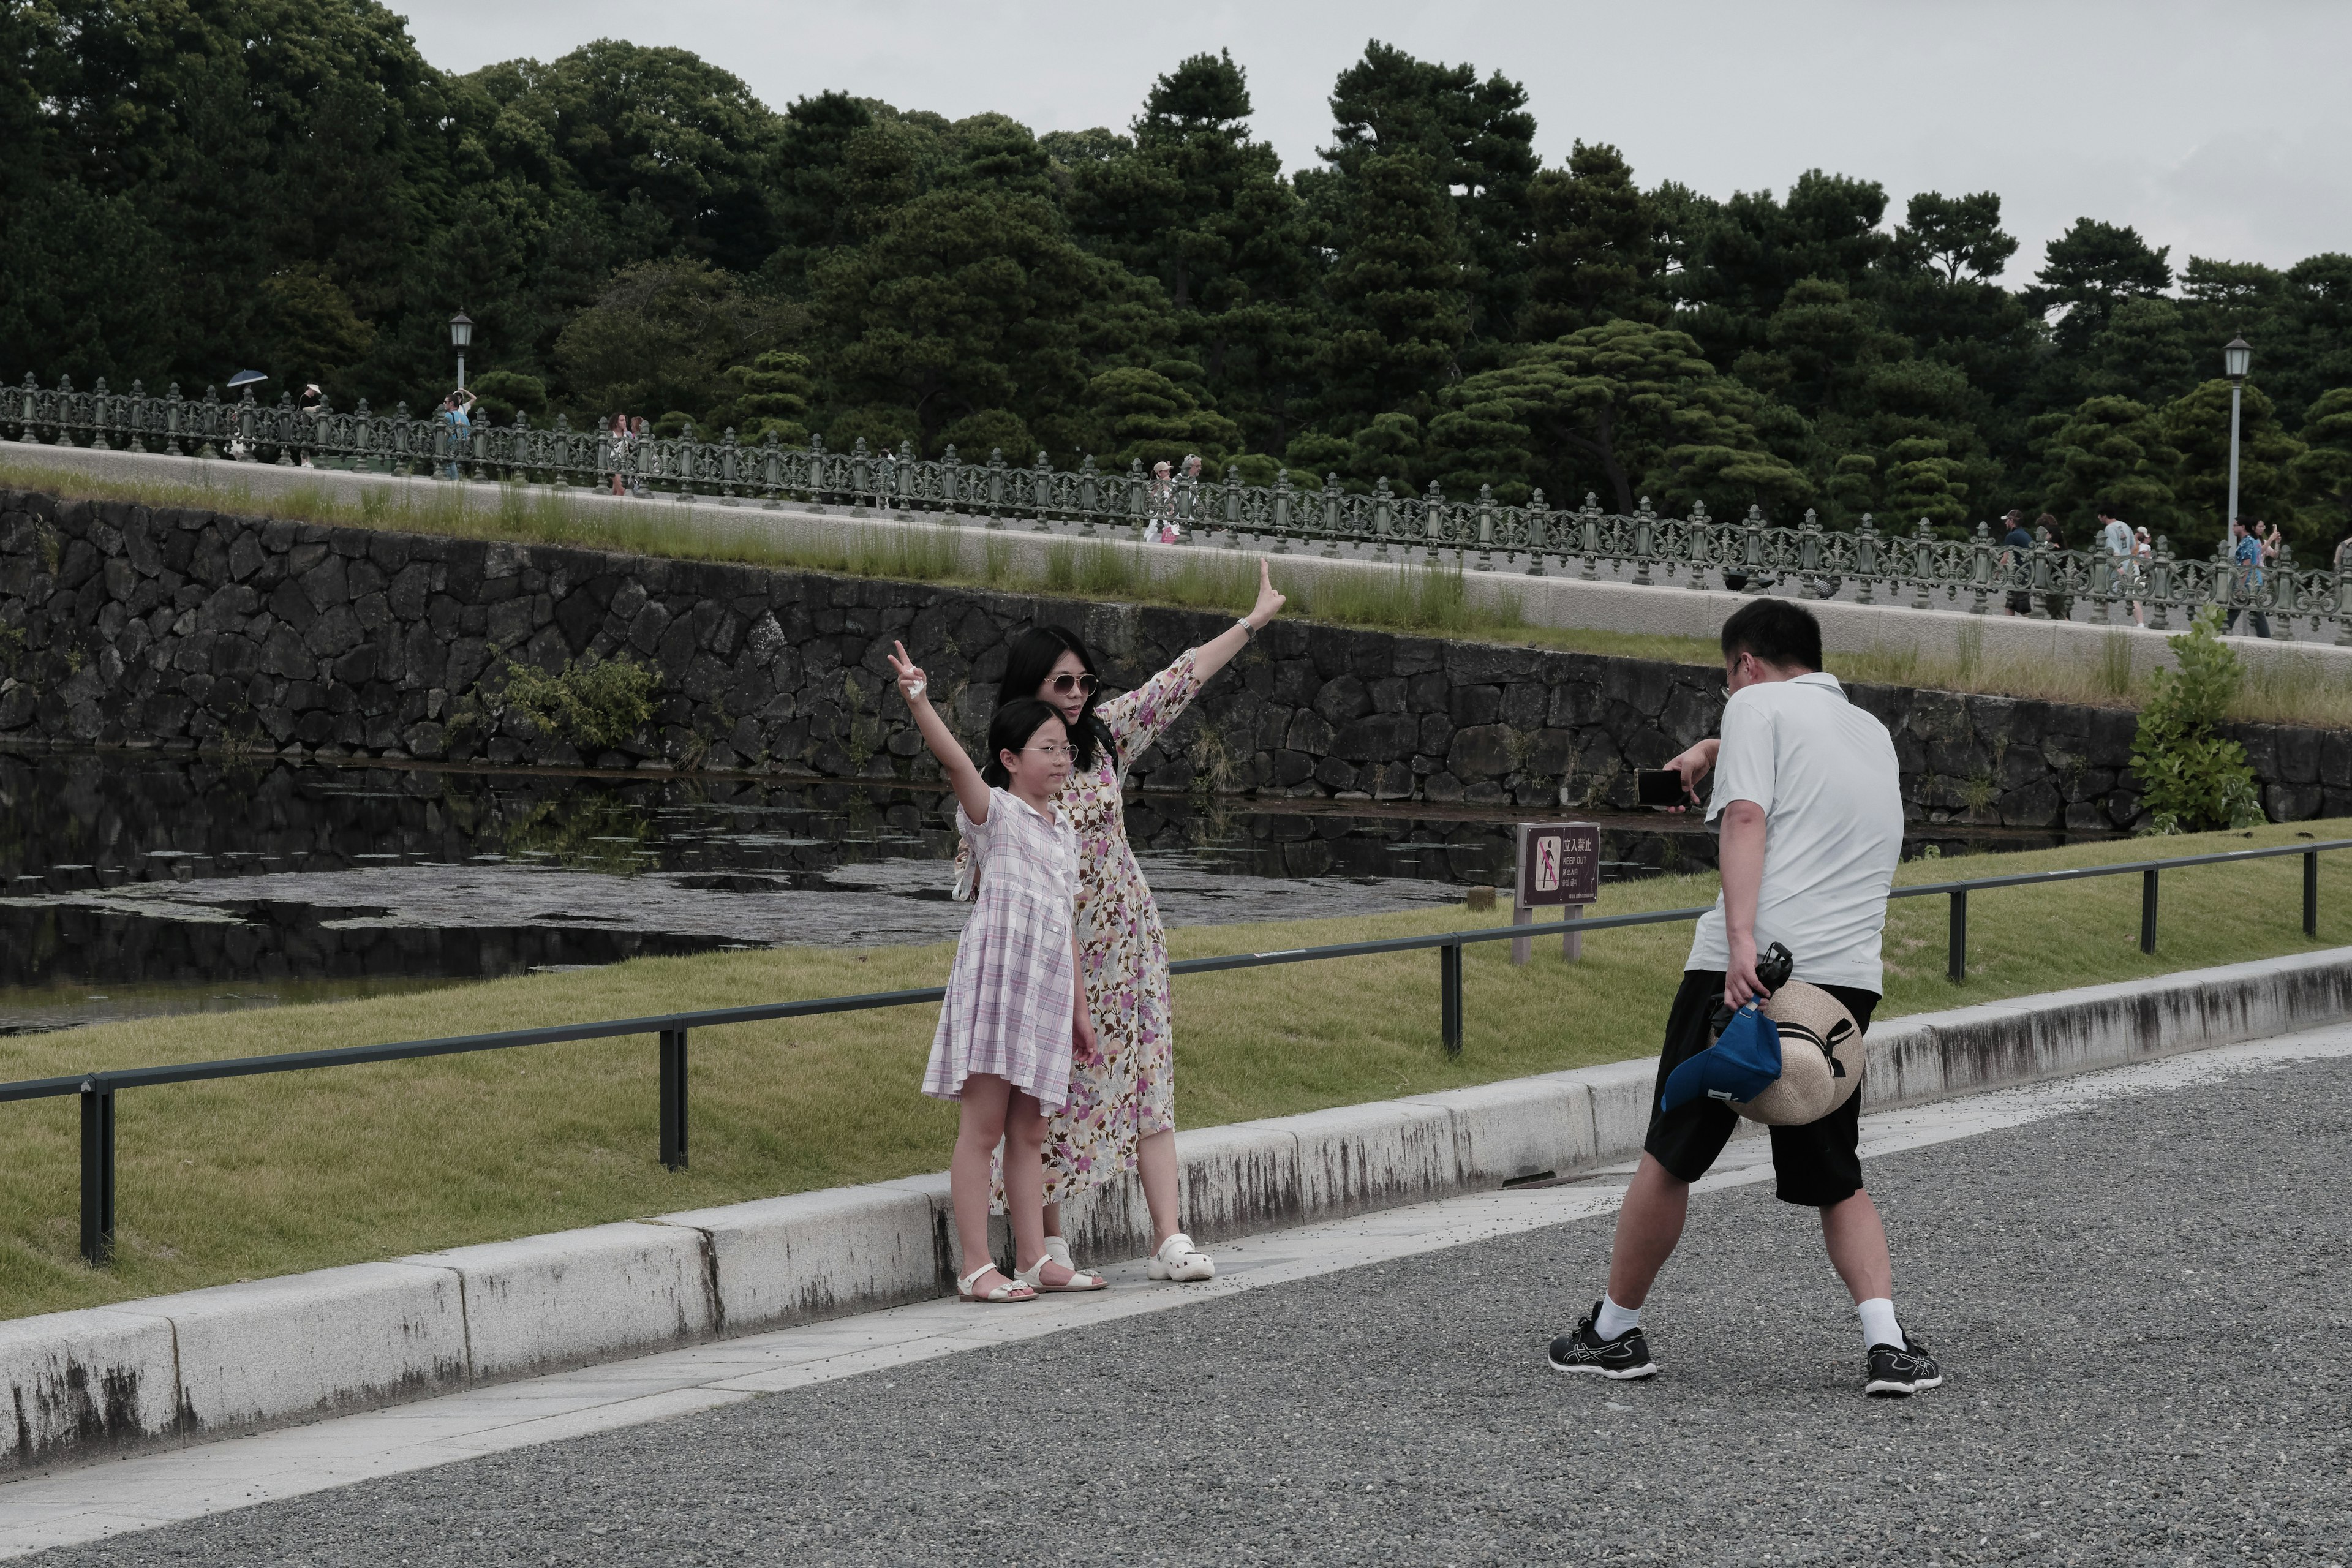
left=450, top=310, right=474, bottom=392
left=2223, top=334, right=2252, bottom=530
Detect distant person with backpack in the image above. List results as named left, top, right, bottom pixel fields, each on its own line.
left=2225, top=518, right=2272, bottom=638
left=438, top=389, right=474, bottom=481
left=2001, top=509, right=2034, bottom=614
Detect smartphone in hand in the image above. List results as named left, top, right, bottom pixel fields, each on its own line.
left=1636, top=767, right=1689, bottom=807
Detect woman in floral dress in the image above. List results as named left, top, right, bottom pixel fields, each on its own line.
left=982, top=559, right=1287, bottom=1281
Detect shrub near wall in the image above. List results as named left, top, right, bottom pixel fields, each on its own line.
left=3, top=491, right=2349, bottom=829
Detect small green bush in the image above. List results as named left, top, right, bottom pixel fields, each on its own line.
left=2129, top=608, right=2263, bottom=834
left=500, top=651, right=660, bottom=751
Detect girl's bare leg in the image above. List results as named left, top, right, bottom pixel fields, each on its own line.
left=949, top=1075, right=1013, bottom=1289
left=1005, top=1091, right=1080, bottom=1284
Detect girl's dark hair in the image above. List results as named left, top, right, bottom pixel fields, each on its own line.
left=999, top=625, right=1112, bottom=773
left=981, top=698, right=1066, bottom=788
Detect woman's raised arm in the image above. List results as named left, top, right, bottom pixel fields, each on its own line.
left=1191, top=557, right=1287, bottom=687
left=888, top=641, right=992, bottom=824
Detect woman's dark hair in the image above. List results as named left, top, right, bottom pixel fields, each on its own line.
left=981, top=699, right=1066, bottom=788
left=999, top=625, right=1113, bottom=773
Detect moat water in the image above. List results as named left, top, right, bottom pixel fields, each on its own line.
left=0, top=752, right=2108, bottom=1035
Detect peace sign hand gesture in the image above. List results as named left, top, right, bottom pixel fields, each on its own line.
left=886, top=641, right=929, bottom=705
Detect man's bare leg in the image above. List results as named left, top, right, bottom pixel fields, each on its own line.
left=1605, top=1155, right=1691, bottom=1308
left=1820, top=1189, right=1894, bottom=1304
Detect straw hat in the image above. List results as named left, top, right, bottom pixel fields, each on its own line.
left=1730, top=981, right=1864, bottom=1126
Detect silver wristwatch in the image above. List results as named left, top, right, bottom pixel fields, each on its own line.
left=1235, top=617, right=1256, bottom=641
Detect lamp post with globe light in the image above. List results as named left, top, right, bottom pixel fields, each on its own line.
left=450, top=310, right=473, bottom=393
left=2223, top=335, right=2252, bottom=530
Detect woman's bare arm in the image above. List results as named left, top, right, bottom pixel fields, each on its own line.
left=887, top=641, right=992, bottom=824
left=1190, top=558, right=1287, bottom=687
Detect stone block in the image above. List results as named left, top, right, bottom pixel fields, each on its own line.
left=1856, top=1019, right=1942, bottom=1109
left=403, top=1221, right=717, bottom=1379
left=1283, top=1100, right=1453, bottom=1219
left=1401, top=1076, right=1595, bottom=1186
left=1174, top=1120, right=1305, bottom=1240
left=0, top=1307, right=182, bottom=1472
left=654, top=1185, right=941, bottom=1336
left=1562, top=1057, right=1658, bottom=1162
left=138, top=1262, right=468, bottom=1434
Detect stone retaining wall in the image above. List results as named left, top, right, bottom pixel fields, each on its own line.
left=4, top=489, right=2345, bottom=829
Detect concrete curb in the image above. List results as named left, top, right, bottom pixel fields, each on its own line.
left=7, top=946, right=2351, bottom=1472
left=7, top=443, right=2341, bottom=681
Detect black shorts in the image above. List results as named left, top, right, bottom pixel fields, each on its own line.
left=1642, top=969, right=1880, bottom=1207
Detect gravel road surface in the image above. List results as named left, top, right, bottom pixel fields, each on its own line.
left=38, top=1057, right=2351, bottom=1567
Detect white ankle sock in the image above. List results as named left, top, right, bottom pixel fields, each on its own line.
left=1595, top=1292, right=1642, bottom=1340
left=1858, top=1297, right=1902, bottom=1350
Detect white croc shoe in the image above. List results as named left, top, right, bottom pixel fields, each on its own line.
left=1148, top=1232, right=1215, bottom=1282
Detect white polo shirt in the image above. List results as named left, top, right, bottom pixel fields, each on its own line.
left=1685, top=671, right=1904, bottom=994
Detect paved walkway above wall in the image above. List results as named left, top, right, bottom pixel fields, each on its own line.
left=6, top=943, right=2350, bottom=1481
left=11, top=443, right=2348, bottom=682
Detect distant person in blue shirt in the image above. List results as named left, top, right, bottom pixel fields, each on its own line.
left=2225, top=518, right=2272, bottom=638
left=439, top=388, right=475, bottom=481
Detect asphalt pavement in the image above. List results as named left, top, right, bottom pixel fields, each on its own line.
left=29, top=1058, right=2352, bottom=1567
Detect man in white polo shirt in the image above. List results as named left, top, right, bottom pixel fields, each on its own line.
left=1548, top=598, right=1942, bottom=1397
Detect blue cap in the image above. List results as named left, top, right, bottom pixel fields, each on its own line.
left=1660, top=1003, right=1784, bottom=1114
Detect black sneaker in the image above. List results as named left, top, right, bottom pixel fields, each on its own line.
left=1547, top=1301, right=1657, bottom=1379
left=1864, top=1334, right=1943, bottom=1397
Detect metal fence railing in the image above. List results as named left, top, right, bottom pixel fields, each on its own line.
left=4, top=837, right=2346, bottom=1265
left=10, top=374, right=2346, bottom=641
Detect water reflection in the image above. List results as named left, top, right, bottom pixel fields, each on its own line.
left=0, top=752, right=2106, bottom=1033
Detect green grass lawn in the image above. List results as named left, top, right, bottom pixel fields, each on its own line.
left=1, top=818, right=2347, bottom=1321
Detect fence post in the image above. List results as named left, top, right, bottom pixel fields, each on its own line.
left=2141, top=869, right=2159, bottom=955
left=659, top=1029, right=688, bottom=1171
left=1946, top=889, right=1967, bottom=983
left=2305, top=851, right=2320, bottom=938
left=80, top=1079, right=116, bottom=1265
left=1439, top=944, right=1463, bottom=1057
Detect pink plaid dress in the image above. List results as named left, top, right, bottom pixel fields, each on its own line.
left=922, top=787, right=1080, bottom=1112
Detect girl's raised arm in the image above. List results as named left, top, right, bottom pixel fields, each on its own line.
left=888, top=641, right=992, bottom=824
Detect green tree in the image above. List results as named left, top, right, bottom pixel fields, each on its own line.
left=2034, top=396, right=2182, bottom=537
left=2086, top=296, right=2197, bottom=406
left=2032, top=217, right=2173, bottom=353
left=817, top=163, right=1138, bottom=455
left=1314, top=150, right=1471, bottom=427
left=554, top=258, right=798, bottom=419
left=1668, top=170, right=1894, bottom=367
left=1519, top=142, right=1661, bottom=339
left=1083, top=363, right=1241, bottom=470
left=2160, top=379, right=2307, bottom=552
left=706, top=350, right=815, bottom=443
left=1879, top=436, right=1971, bottom=530
left=1063, top=51, right=1317, bottom=454
left=1891, top=190, right=2018, bottom=282
left=2128, top=609, right=2261, bottom=834
left=1432, top=320, right=1810, bottom=516
left=1322, top=42, right=1537, bottom=349
left=2291, top=387, right=2352, bottom=548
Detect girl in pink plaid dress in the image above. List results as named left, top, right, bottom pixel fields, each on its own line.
left=889, top=640, right=1106, bottom=1305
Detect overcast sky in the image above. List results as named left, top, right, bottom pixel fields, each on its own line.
left=396, top=0, right=2350, bottom=292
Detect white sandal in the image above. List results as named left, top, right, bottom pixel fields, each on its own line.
left=1148, top=1232, right=1215, bottom=1283
left=957, top=1262, right=1035, bottom=1304
left=1017, top=1247, right=1107, bottom=1292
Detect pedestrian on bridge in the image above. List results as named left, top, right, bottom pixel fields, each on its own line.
left=891, top=643, right=1108, bottom=1305
left=1547, top=598, right=1943, bottom=1397
left=971, top=560, right=1288, bottom=1285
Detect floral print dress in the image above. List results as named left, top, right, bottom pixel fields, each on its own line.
left=983, top=647, right=1204, bottom=1205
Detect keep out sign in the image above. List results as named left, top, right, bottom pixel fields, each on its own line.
left=1517, top=822, right=1600, bottom=910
